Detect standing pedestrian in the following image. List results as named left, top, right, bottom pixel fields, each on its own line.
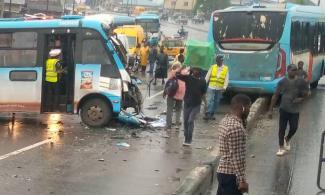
left=174, top=48, right=185, bottom=64
left=217, top=94, right=251, bottom=195
left=45, top=49, right=65, bottom=112
left=176, top=67, right=207, bottom=146
left=164, top=62, right=186, bottom=130
left=297, top=61, right=308, bottom=81
left=154, top=46, right=168, bottom=85
left=268, top=64, right=310, bottom=156
left=140, top=42, right=149, bottom=72
left=148, top=45, right=158, bottom=75
left=204, top=55, right=229, bottom=120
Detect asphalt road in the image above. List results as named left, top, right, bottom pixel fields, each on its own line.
left=0, top=24, right=224, bottom=195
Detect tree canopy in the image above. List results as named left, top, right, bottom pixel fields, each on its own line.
left=194, top=0, right=231, bottom=15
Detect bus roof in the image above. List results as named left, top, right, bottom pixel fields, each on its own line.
left=214, top=3, right=325, bottom=15
left=136, top=14, right=159, bottom=20
left=0, top=15, right=112, bottom=31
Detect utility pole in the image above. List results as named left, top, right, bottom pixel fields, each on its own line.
left=0, top=0, right=5, bottom=18
left=9, top=0, right=12, bottom=17
left=46, top=0, right=49, bottom=14
left=72, top=0, right=75, bottom=14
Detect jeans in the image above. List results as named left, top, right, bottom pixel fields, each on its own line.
left=279, top=109, right=300, bottom=147
left=166, top=97, right=183, bottom=128
left=149, top=61, right=155, bottom=75
left=217, top=173, right=243, bottom=195
left=183, top=104, right=200, bottom=143
left=207, top=88, right=223, bottom=116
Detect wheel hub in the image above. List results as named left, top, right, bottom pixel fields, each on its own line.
left=87, top=106, right=103, bottom=121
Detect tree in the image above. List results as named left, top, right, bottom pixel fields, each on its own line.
left=194, top=0, right=230, bottom=16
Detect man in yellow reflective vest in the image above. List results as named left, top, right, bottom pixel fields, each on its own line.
left=204, top=55, right=229, bottom=120
left=45, top=49, right=63, bottom=111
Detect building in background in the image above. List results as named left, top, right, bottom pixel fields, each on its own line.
left=0, top=0, right=26, bottom=17
left=164, top=0, right=196, bottom=12
left=27, top=0, right=64, bottom=16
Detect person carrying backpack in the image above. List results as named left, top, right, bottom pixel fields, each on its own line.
left=164, top=62, right=186, bottom=130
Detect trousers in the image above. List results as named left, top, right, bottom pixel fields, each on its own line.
left=217, top=173, right=243, bottom=195
left=183, top=104, right=200, bottom=143
left=279, top=109, right=299, bottom=146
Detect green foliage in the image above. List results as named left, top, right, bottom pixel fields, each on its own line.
left=194, top=0, right=231, bottom=15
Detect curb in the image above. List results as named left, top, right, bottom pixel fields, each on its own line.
left=172, top=97, right=269, bottom=195
left=246, top=97, right=270, bottom=130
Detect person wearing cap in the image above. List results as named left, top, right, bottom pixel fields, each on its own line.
left=204, top=55, right=229, bottom=120
left=45, top=49, right=64, bottom=111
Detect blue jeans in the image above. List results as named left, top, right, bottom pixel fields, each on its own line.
left=183, top=104, right=200, bottom=143
left=149, top=61, right=155, bottom=75
left=207, top=88, right=222, bottom=116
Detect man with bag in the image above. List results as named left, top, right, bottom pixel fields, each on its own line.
left=204, top=55, right=229, bottom=120
left=176, top=67, right=207, bottom=146
left=164, top=62, right=186, bottom=130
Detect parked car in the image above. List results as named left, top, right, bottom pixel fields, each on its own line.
left=192, top=15, right=204, bottom=24
left=175, top=15, right=188, bottom=25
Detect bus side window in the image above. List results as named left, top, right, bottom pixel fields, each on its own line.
left=81, top=39, right=120, bottom=78
left=0, top=32, right=37, bottom=67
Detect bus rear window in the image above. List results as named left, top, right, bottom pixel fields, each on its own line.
left=213, top=11, right=287, bottom=50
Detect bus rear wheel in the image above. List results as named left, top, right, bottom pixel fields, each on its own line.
left=80, top=98, right=112, bottom=127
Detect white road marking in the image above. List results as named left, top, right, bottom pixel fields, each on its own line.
left=146, top=90, right=164, bottom=100
left=0, top=139, right=52, bottom=161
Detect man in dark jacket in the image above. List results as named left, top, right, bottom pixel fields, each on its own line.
left=177, top=67, right=207, bottom=146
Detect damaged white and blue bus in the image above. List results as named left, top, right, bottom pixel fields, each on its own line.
left=0, top=15, right=142, bottom=127
left=208, top=3, right=325, bottom=94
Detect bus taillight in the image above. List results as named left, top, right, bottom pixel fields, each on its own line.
left=275, top=49, right=286, bottom=78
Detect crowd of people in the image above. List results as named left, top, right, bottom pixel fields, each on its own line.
left=130, top=41, right=311, bottom=194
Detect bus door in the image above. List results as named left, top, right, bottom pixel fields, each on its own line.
left=0, top=31, right=42, bottom=113
left=75, top=29, right=122, bottom=114
left=40, top=30, right=77, bottom=113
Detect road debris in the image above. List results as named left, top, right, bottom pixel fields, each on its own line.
left=105, top=128, right=117, bottom=132
left=116, top=142, right=130, bottom=148
left=98, top=158, right=105, bottom=162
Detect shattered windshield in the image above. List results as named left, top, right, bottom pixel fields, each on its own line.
left=213, top=11, right=286, bottom=49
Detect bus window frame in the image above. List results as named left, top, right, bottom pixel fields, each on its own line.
left=80, top=28, right=121, bottom=79
left=0, top=30, right=39, bottom=68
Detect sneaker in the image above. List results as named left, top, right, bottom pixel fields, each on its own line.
left=284, top=139, right=291, bottom=151
left=276, top=148, right=286, bottom=156
left=183, top=142, right=191, bottom=146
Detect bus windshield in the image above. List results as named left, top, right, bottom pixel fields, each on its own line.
left=136, top=19, right=160, bottom=33
left=213, top=11, right=286, bottom=50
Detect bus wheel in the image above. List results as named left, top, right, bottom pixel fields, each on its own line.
left=80, top=98, right=112, bottom=127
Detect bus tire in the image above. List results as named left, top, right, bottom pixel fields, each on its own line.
left=80, top=98, right=112, bottom=127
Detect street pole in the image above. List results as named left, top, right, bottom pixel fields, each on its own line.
left=72, top=0, right=75, bottom=14
left=9, top=0, right=12, bottom=17
left=0, top=0, right=4, bottom=18
left=46, top=0, right=49, bottom=14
